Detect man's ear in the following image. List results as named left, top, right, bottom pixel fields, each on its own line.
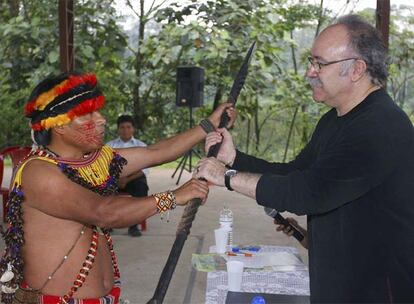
left=351, top=59, right=367, bottom=82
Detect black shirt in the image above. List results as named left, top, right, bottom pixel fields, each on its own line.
left=232, top=89, right=414, bottom=302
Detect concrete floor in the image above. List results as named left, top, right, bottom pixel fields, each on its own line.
left=1, top=166, right=308, bottom=304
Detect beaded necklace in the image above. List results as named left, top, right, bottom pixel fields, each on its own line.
left=0, top=145, right=126, bottom=304
left=60, top=227, right=121, bottom=304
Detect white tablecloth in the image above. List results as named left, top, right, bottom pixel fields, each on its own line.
left=205, top=246, right=310, bottom=304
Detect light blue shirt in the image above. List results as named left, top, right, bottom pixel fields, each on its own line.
left=107, top=137, right=149, bottom=176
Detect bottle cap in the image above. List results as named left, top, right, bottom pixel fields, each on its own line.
left=240, top=246, right=260, bottom=252
left=248, top=246, right=260, bottom=252
left=251, top=295, right=266, bottom=304
left=231, top=247, right=240, bottom=253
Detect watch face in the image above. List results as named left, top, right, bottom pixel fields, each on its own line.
left=225, top=169, right=237, bottom=177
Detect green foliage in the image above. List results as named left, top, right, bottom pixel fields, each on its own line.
left=131, top=0, right=321, bottom=160
left=0, top=1, right=59, bottom=147
left=0, top=0, right=127, bottom=148
left=153, top=0, right=323, bottom=159
left=387, top=5, right=414, bottom=114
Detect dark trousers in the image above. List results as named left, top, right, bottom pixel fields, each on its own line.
left=122, top=175, right=149, bottom=230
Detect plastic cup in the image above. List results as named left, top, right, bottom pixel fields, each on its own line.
left=227, top=260, right=244, bottom=291
left=214, top=228, right=228, bottom=254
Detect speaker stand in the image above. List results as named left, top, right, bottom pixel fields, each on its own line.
left=171, top=106, right=202, bottom=185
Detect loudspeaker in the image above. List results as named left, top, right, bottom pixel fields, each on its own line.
left=176, top=67, right=204, bottom=107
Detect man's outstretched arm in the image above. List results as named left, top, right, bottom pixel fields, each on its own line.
left=117, top=103, right=236, bottom=178
left=22, top=160, right=209, bottom=228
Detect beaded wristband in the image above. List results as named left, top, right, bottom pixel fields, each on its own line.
left=199, top=118, right=215, bottom=134
left=153, top=190, right=177, bottom=213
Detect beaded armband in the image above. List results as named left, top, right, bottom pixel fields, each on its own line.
left=199, top=119, right=215, bottom=134
left=154, top=191, right=177, bottom=214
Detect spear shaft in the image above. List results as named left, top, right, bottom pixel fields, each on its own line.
left=147, top=42, right=256, bottom=304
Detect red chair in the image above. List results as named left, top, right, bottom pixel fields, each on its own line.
left=0, top=146, right=32, bottom=221
left=0, top=155, right=10, bottom=217
left=139, top=218, right=147, bottom=231
left=140, top=218, right=147, bottom=231
left=1, top=146, right=32, bottom=169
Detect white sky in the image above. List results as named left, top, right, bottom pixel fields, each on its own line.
left=322, top=0, right=411, bottom=14
left=115, top=0, right=412, bottom=12
left=115, top=0, right=412, bottom=30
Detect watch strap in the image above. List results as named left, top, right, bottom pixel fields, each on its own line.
left=225, top=172, right=234, bottom=191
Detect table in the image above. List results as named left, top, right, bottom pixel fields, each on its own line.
left=205, top=245, right=310, bottom=304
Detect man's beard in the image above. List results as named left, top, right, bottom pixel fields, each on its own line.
left=306, top=76, right=323, bottom=88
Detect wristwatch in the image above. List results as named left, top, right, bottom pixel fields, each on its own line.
left=224, top=169, right=237, bottom=191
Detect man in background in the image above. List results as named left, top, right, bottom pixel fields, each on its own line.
left=107, top=115, right=149, bottom=237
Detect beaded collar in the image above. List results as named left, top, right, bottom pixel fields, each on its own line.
left=0, top=145, right=126, bottom=304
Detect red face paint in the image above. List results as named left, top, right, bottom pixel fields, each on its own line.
left=70, top=112, right=106, bottom=148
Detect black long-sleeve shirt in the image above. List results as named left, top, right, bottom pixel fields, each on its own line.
left=232, top=89, right=414, bottom=303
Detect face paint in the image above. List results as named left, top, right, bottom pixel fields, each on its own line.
left=69, top=112, right=106, bottom=147
left=75, top=122, right=101, bottom=145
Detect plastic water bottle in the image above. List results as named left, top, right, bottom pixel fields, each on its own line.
left=219, top=206, right=233, bottom=246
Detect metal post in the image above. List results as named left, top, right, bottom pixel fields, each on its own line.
left=59, top=0, right=75, bottom=72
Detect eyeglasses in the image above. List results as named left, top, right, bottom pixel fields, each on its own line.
left=307, top=56, right=359, bottom=72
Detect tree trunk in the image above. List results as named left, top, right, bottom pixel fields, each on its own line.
left=8, top=0, right=19, bottom=15
left=283, top=30, right=300, bottom=162
left=133, top=0, right=146, bottom=131
left=376, top=0, right=390, bottom=51
left=245, top=118, right=251, bottom=154
left=283, top=106, right=298, bottom=162
left=376, top=0, right=390, bottom=89
left=314, top=0, right=324, bottom=38
left=254, top=96, right=260, bottom=152
left=290, top=30, right=297, bottom=72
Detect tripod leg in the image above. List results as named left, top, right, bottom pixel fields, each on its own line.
left=171, top=154, right=187, bottom=178
left=192, top=148, right=202, bottom=159
left=188, top=149, right=192, bottom=172
left=176, top=153, right=189, bottom=185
